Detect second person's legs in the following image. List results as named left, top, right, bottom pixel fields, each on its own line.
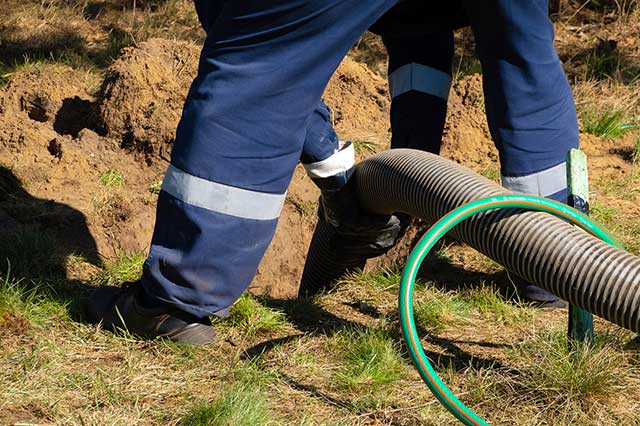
left=383, top=30, right=454, bottom=154
left=465, top=0, right=580, bottom=303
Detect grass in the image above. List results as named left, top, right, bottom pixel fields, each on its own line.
left=414, top=291, right=470, bottom=331
left=335, top=326, right=404, bottom=391
left=0, top=3, right=639, bottom=424
left=509, top=331, right=627, bottom=403
left=0, top=0, right=203, bottom=79
left=585, top=43, right=623, bottom=81
left=0, top=57, right=43, bottom=87
left=224, top=294, right=288, bottom=336
left=93, top=253, right=145, bottom=286
left=99, top=170, right=125, bottom=188
left=633, top=134, right=640, bottom=165
left=180, top=382, right=275, bottom=426
left=0, top=273, right=68, bottom=326
left=582, top=109, right=630, bottom=139
left=1, top=264, right=639, bottom=425
left=0, top=225, right=65, bottom=278
left=180, top=361, right=277, bottom=426
left=588, top=0, right=639, bottom=16
left=463, top=286, right=535, bottom=324
left=414, top=285, right=534, bottom=331
left=339, top=268, right=403, bottom=292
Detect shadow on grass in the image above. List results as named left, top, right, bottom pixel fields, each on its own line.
left=243, top=295, right=510, bottom=373
left=0, top=167, right=99, bottom=320
left=0, top=24, right=135, bottom=73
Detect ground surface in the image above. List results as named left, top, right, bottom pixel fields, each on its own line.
left=0, top=1, right=639, bottom=425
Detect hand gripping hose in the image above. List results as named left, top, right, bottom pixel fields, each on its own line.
left=301, top=149, right=640, bottom=333
left=399, top=194, right=623, bottom=426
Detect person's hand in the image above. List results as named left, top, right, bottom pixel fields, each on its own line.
left=319, top=174, right=409, bottom=261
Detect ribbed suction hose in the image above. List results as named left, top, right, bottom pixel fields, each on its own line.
left=301, top=149, right=640, bottom=332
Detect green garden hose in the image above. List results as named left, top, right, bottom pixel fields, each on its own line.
left=399, top=194, right=624, bottom=426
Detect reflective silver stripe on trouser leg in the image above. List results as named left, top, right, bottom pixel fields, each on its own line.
left=388, top=63, right=452, bottom=100
left=303, top=141, right=355, bottom=179
left=501, top=162, right=567, bottom=197
left=161, top=164, right=287, bottom=221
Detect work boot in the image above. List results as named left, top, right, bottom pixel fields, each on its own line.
left=85, top=282, right=216, bottom=345
left=508, top=273, right=568, bottom=309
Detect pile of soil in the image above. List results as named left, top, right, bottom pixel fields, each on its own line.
left=323, top=57, right=391, bottom=142
left=442, top=74, right=498, bottom=169
left=98, top=38, right=200, bottom=164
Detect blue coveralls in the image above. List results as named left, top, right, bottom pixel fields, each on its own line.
left=141, top=0, right=579, bottom=317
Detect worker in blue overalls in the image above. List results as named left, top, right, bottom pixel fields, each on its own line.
left=87, top=0, right=579, bottom=345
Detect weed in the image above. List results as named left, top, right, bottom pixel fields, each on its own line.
left=590, top=204, right=618, bottom=226
left=339, top=268, right=402, bottom=292
left=414, top=291, right=470, bottom=331
left=582, top=110, right=629, bottom=139
left=478, top=167, right=501, bottom=183
left=633, top=134, right=640, bottom=165
left=335, top=326, right=404, bottom=390
left=454, top=58, right=483, bottom=81
left=225, top=294, right=288, bottom=335
left=180, top=382, right=274, bottom=426
left=463, top=286, right=534, bottom=324
left=510, top=331, right=626, bottom=403
left=94, top=253, right=145, bottom=286
left=99, top=170, right=125, bottom=189
left=353, top=139, right=378, bottom=155
left=0, top=225, right=64, bottom=278
left=149, top=180, right=163, bottom=194
left=287, top=196, right=316, bottom=223
left=0, top=273, right=68, bottom=325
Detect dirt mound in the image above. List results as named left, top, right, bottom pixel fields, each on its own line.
left=323, top=57, right=390, bottom=141
left=0, top=63, right=163, bottom=265
left=1, top=64, right=99, bottom=137
left=98, top=38, right=200, bottom=164
left=441, top=74, right=499, bottom=170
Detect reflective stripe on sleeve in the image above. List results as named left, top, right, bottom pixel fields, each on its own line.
left=388, top=63, right=452, bottom=100
left=162, top=164, right=286, bottom=221
left=502, top=162, right=568, bottom=198
left=303, top=141, right=355, bottom=179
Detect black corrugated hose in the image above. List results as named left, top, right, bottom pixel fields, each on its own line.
left=299, top=149, right=640, bottom=333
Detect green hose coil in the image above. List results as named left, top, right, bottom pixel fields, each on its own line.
left=399, top=194, right=624, bottom=426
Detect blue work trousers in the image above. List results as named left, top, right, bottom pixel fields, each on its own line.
left=142, top=0, right=578, bottom=316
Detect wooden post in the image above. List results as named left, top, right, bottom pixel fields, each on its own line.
left=567, top=149, right=595, bottom=346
